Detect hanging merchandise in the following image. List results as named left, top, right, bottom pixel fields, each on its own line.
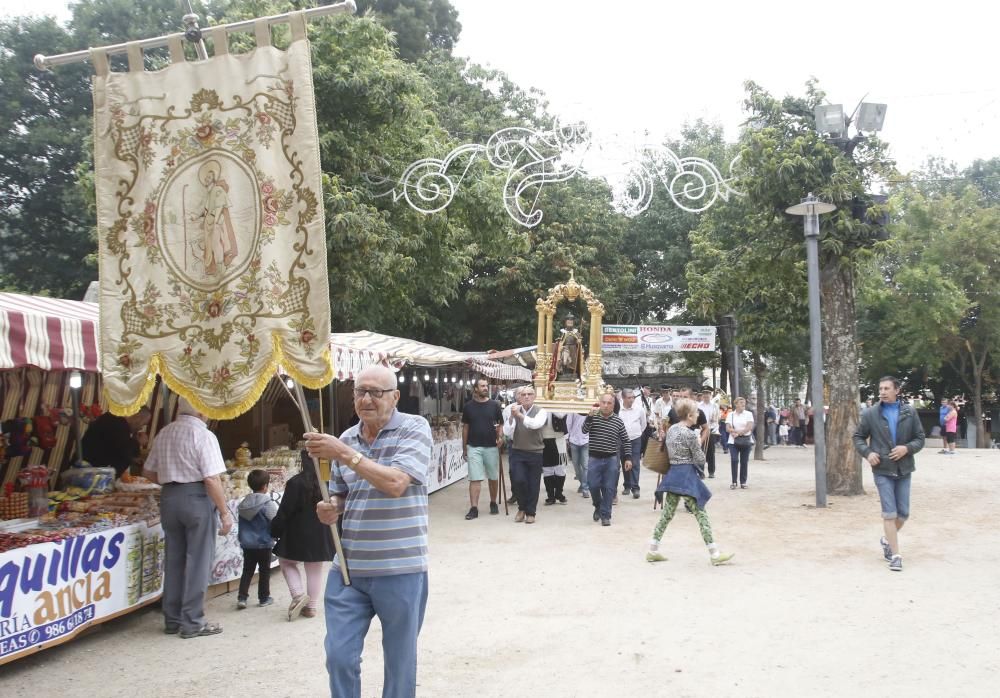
left=92, top=11, right=332, bottom=420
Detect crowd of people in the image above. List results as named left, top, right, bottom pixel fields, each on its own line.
left=133, top=368, right=942, bottom=697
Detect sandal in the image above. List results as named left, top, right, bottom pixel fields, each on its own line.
left=179, top=622, right=223, bottom=639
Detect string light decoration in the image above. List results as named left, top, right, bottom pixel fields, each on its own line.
left=366, top=125, right=742, bottom=228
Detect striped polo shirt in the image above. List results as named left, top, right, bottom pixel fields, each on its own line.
left=330, top=410, right=432, bottom=577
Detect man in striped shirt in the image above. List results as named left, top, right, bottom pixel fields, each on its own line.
left=584, top=392, right=632, bottom=526
left=307, top=365, right=432, bottom=698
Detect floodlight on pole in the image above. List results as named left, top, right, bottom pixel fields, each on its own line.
left=814, top=105, right=846, bottom=138
left=785, top=193, right=837, bottom=508
left=855, top=102, right=887, bottom=132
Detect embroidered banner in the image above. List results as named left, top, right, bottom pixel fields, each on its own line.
left=92, top=16, right=331, bottom=420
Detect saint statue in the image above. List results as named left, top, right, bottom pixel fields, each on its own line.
left=556, top=313, right=584, bottom=379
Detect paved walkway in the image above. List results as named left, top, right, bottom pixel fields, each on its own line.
left=1, top=445, right=997, bottom=697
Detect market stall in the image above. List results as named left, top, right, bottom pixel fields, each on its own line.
left=329, top=331, right=531, bottom=494
left=0, top=293, right=302, bottom=664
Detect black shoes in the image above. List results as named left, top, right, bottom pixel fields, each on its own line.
left=465, top=507, right=478, bottom=520
left=632, top=489, right=640, bottom=499
left=601, top=518, right=611, bottom=526
left=506, top=495, right=517, bottom=505
left=489, top=502, right=499, bottom=515
left=593, top=509, right=601, bottom=522
left=556, top=495, right=567, bottom=504
left=544, top=497, right=556, bottom=506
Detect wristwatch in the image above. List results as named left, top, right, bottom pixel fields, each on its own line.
left=348, top=451, right=363, bottom=468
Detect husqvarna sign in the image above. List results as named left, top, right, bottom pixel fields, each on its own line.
left=602, top=325, right=716, bottom=352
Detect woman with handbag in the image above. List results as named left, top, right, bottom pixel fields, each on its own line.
left=647, top=399, right=734, bottom=566
left=726, top=397, right=755, bottom=489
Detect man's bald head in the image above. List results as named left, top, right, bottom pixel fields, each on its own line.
left=356, top=364, right=397, bottom=389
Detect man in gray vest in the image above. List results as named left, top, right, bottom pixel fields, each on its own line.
left=502, top=386, right=548, bottom=524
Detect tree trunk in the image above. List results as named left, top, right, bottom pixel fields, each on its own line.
left=752, top=353, right=767, bottom=460
left=952, top=344, right=989, bottom=448
left=821, top=257, right=863, bottom=495
left=719, top=340, right=729, bottom=395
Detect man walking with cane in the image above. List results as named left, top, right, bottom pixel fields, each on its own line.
left=503, top=386, right=548, bottom=524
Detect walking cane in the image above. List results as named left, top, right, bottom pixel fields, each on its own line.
left=499, top=445, right=509, bottom=516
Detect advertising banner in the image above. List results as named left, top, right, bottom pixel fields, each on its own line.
left=428, top=438, right=467, bottom=494
left=0, top=520, right=163, bottom=665
left=602, top=325, right=717, bottom=352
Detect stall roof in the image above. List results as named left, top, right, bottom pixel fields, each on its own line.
left=0, top=292, right=99, bottom=372
left=331, top=331, right=531, bottom=382
left=0, top=292, right=531, bottom=382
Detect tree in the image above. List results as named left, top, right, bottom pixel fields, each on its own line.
left=859, top=182, right=999, bottom=446
left=689, top=81, right=895, bottom=494
left=619, top=121, right=734, bottom=322
left=0, top=16, right=97, bottom=298
left=354, top=0, right=461, bottom=62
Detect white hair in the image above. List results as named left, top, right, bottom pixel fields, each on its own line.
left=177, top=397, right=202, bottom=418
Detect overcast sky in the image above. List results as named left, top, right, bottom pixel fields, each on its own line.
left=7, top=0, right=998, bottom=174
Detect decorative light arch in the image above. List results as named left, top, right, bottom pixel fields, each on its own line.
left=367, top=125, right=743, bottom=228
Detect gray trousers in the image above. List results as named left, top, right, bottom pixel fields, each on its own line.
left=161, top=482, right=217, bottom=633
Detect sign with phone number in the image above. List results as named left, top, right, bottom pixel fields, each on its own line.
left=601, top=325, right=717, bottom=352
left=0, top=521, right=163, bottom=665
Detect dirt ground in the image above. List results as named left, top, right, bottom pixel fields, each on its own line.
left=1, top=442, right=997, bottom=697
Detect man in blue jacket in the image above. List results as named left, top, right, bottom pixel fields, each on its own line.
left=853, top=376, right=925, bottom=572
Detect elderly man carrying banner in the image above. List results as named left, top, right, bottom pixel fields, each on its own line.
left=306, top=365, right=432, bottom=698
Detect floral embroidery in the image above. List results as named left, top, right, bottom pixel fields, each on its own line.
left=94, top=39, right=330, bottom=416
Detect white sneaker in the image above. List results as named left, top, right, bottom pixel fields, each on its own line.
left=889, top=555, right=902, bottom=572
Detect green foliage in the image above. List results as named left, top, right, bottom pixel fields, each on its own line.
left=356, top=0, right=461, bottom=62
left=0, top=15, right=96, bottom=297
left=859, top=180, right=999, bottom=408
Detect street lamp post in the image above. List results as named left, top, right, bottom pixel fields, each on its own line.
left=785, top=193, right=836, bottom=508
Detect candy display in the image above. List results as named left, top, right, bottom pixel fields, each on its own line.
left=222, top=446, right=299, bottom=500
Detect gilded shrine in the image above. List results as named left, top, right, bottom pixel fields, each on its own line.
left=532, top=272, right=606, bottom=413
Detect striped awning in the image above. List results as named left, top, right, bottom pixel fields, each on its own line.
left=0, top=294, right=530, bottom=382
left=330, top=331, right=531, bottom=382
left=0, top=293, right=99, bottom=372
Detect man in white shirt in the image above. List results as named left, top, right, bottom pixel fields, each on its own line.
left=698, top=389, right=721, bottom=478
left=143, top=398, right=230, bottom=638
left=652, top=386, right=672, bottom=439
left=502, top=386, right=548, bottom=524
left=618, top=388, right=647, bottom=498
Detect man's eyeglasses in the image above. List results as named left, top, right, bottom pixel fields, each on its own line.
left=353, top=387, right=395, bottom=399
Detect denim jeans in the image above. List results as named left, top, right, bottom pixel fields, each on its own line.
left=324, top=570, right=429, bottom=698
left=588, top=454, right=619, bottom=519
left=730, top=443, right=751, bottom=485
left=874, top=473, right=911, bottom=520
left=509, top=449, right=543, bottom=515
left=620, top=437, right=642, bottom=491
left=568, top=442, right=588, bottom=490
